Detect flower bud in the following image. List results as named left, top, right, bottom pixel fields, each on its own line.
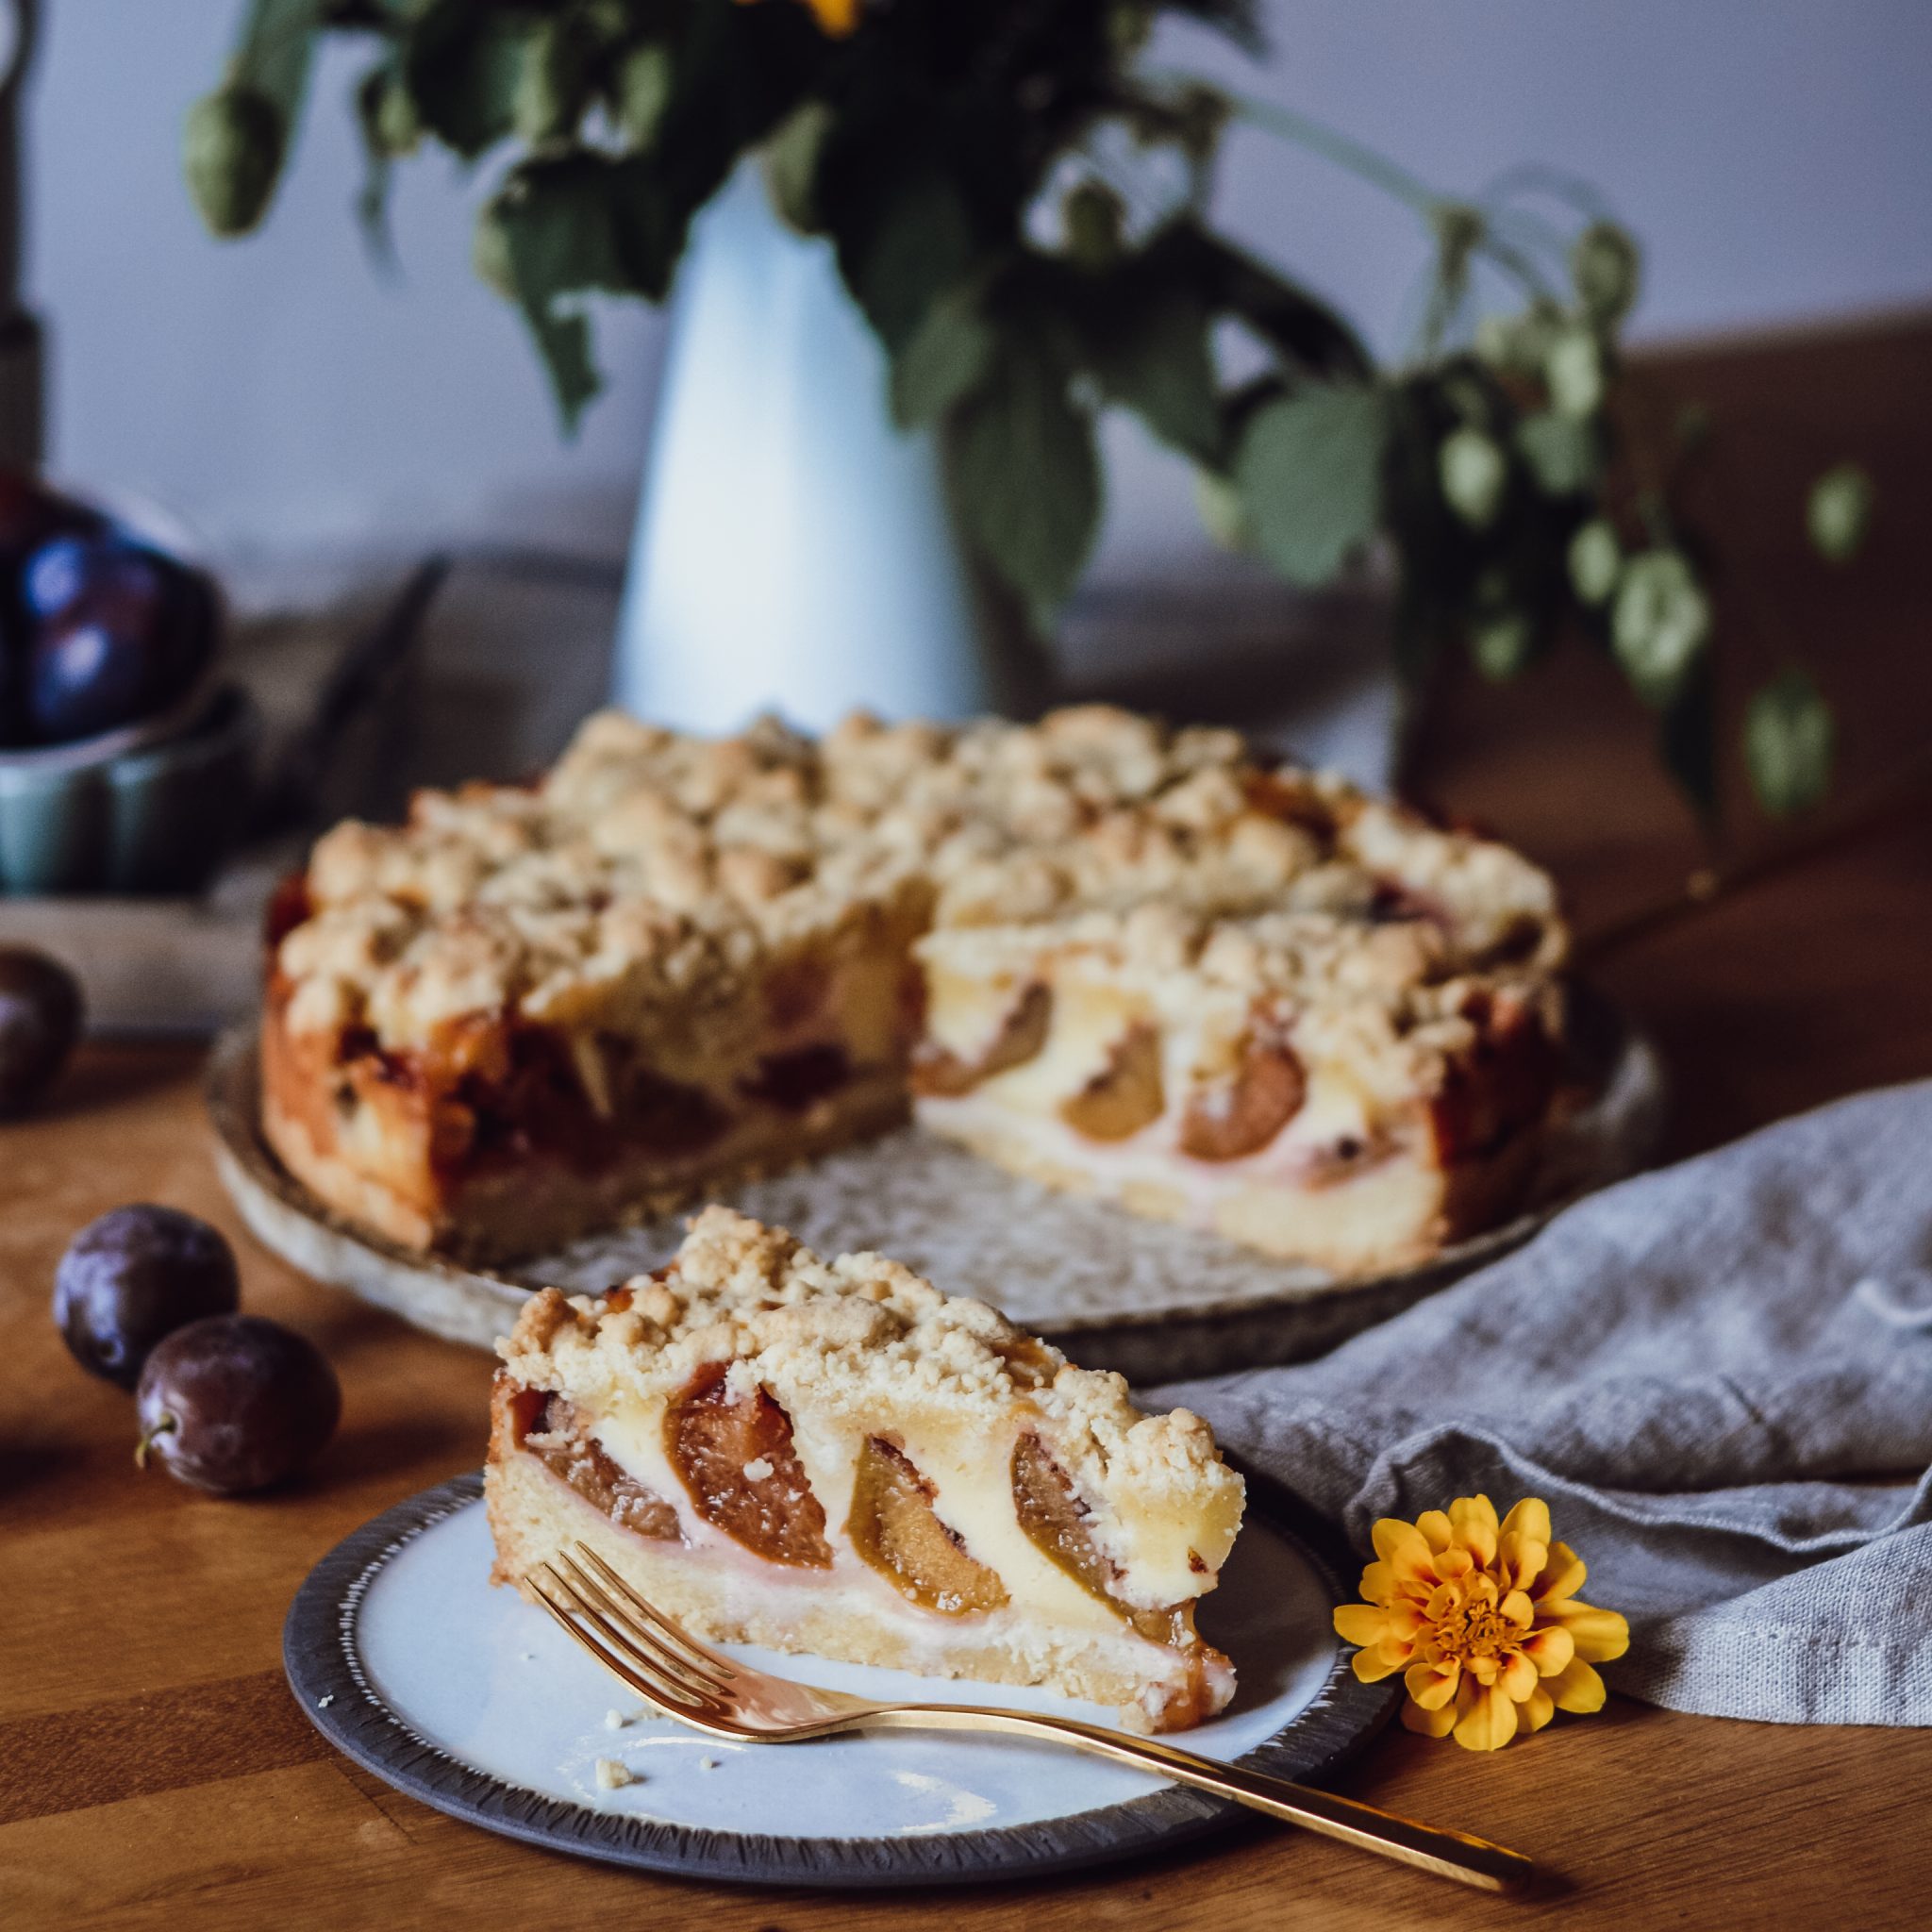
left=373, top=73, right=421, bottom=157
left=1612, top=550, right=1711, bottom=705
left=1438, top=426, right=1507, bottom=529
left=1567, top=519, right=1621, bottom=605
left=1471, top=608, right=1534, bottom=681
left=1807, top=463, right=1874, bottom=564
left=1474, top=298, right=1561, bottom=375
left=183, top=84, right=285, bottom=237
left=1192, top=466, right=1254, bottom=553
left=1545, top=326, right=1605, bottom=419
left=1571, top=221, right=1641, bottom=327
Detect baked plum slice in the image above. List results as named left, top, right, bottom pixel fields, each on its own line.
left=1179, top=1037, right=1306, bottom=1162
left=910, top=981, right=1052, bottom=1098
left=849, top=1436, right=1008, bottom=1615
left=665, top=1365, right=832, bottom=1567
left=1059, top=1023, right=1164, bottom=1141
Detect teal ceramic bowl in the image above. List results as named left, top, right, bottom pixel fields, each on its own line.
left=0, top=682, right=260, bottom=895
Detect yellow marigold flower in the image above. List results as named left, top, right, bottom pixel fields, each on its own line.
left=1332, top=1494, right=1630, bottom=1752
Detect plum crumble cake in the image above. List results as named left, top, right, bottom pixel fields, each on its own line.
left=486, top=1208, right=1246, bottom=1731
left=263, top=704, right=1569, bottom=1272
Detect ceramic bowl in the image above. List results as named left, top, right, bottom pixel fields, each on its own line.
left=0, top=681, right=261, bottom=894
left=0, top=480, right=248, bottom=896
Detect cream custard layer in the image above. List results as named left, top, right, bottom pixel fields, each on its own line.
left=912, top=906, right=1562, bottom=1274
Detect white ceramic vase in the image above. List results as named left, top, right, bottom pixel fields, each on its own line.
left=611, top=165, right=1038, bottom=733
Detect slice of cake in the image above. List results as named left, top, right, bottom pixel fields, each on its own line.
left=486, top=1208, right=1246, bottom=1732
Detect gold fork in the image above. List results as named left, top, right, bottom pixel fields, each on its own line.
left=529, top=1542, right=1533, bottom=1892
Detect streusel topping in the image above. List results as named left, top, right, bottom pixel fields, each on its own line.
left=275, top=706, right=1565, bottom=1054
left=498, top=1207, right=1239, bottom=1510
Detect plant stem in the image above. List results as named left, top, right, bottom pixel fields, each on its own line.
left=1217, top=90, right=1441, bottom=214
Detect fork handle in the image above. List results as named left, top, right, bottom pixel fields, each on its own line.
left=861, top=1706, right=1532, bottom=1891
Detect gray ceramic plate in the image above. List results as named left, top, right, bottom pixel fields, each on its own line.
left=209, top=993, right=1664, bottom=1380
left=284, top=1471, right=1395, bottom=1887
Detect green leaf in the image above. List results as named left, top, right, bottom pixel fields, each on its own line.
left=891, top=286, right=995, bottom=430
left=404, top=1, right=531, bottom=159
left=762, top=100, right=834, bottom=233
left=612, top=42, right=673, bottom=151
left=1745, top=669, right=1834, bottom=818
left=1515, top=410, right=1599, bottom=496
left=490, top=151, right=685, bottom=430
left=496, top=153, right=678, bottom=306
left=1235, top=382, right=1390, bottom=588
left=1612, top=549, right=1711, bottom=707
left=845, top=173, right=974, bottom=355
left=512, top=16, right=591, bottom=146
left=946, top=335, right=1101, bottom=632
left=235, top=0, right=320, bottom=124
left=1086, top=287, right=1220, bottom=463
left=520, top=305, right=600, bottom=435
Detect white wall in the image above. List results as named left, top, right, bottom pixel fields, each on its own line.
left=25, top=1, right=1932, bottom=573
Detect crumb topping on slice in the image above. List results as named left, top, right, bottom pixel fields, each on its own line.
left=497, top=1207, right=1241, bottom=1523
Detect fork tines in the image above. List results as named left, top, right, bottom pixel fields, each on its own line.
left=528, top=1544, right=736, bottom=1729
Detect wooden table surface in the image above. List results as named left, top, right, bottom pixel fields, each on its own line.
left=4, top=318, right=1929, bottom=1930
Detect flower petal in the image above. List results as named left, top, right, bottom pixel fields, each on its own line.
left=1551, top=1603, right=1631, bottom=1662
left=1500, top=1648, right=1541, bottom=1702
left=1453, top=1678, right=1520, bottom=1752
left=1402, top=1692, right=1458, bottom=1739
left=1416, top=1508, right=1455, bottom=1553
left=1548, top=1658, right=1607, bottom=1713
left=1500, top=1496, right=1552, bottom=1548
left=1435, top=1546, right=1475, bottom=1583
left=1333, top=1603, right=1390, bottom=1647
left=1372, top=1518, right=1441, bottom=1588
left=1500, top=1589, right=1534, bottom=1629
left=1351, top=1645, right=1403, bottom=1684
left=1533, top=1542, right=1588, bottom=1604
left=1386, top=1603, right=1425, bottom=1640
left=1450, top=1494, right=1500, bottom=1568
left=1357, top=1560, right=1394, bottom=1605
left=1521, top=1624, right=1575, bottom=1676
left=1497, top=1533, right=1550, bottom=1591
left=1522, top=1685, right=1556, bottom=1734
left=1406, top=1658, right=1461, bottom=1709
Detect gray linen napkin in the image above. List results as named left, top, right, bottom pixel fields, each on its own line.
left=1159, top=1081, right=1932, bottom=1725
